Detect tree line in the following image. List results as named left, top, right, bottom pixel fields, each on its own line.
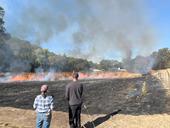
left=0, top=6, right=170, bottom=73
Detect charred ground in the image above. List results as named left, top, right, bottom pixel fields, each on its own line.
left=0, top=74, right=170, bottom=116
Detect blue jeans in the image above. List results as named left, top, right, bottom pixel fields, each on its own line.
left=36, top=112, right=52, bottom=128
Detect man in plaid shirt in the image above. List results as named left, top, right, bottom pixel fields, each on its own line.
left=33, top=84, right=54, bottom=128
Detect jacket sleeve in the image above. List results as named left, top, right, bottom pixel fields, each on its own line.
left=80, top=84, right=83, bottom=96
left=81, top=84, right=85, bottom=103
left=65, top=85, right=69, bottom=101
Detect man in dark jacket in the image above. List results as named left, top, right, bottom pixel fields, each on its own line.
left=65, top=71, right=83, bottom=128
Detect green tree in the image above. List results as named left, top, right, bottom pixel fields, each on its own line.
left=0, top=6, right=5, bottom=34
left=34, top=48, right=50, bottom=70
left=152, top=48, right=170, bottom=69
left=99, top=59, right=122, bottom=71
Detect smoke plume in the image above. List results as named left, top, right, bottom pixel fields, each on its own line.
left=8, top=0, right=155, bottom=63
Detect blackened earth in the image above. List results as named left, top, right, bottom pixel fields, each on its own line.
left=1, top=74, right=170, bottom=116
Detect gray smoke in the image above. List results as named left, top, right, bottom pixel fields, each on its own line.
left=9, top=0, right=155, bottom=63
left=4, top=37, right=33, bottom=72
left=13, top=5, right=68, bottom=45
left=71, top=0, right=155, bottom=61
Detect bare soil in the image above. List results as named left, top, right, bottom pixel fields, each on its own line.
left=1, top=107, right=170, bottom=128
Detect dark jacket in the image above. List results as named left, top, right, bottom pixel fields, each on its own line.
left=65, top=81, right=83, bottom=105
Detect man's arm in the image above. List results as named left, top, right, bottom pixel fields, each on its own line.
left=50, top=96, right=54, bottom=111
left=65, top=85, right=69, bottom=101
left=33, top=96, right=38, bottom=109
left=80, top=84, right=83, bottom=96
left=81, top=84, right=85, bottom=103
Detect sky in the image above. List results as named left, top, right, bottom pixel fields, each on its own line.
left=146, top=0, right=170, bottom=50
left=0, top=0, right=170, bottom=62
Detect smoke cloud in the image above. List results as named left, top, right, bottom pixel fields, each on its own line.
left=9, top=0, right=155, bottom=62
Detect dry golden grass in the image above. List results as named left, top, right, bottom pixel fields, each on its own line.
left=1, top=107, right=170, bottom=128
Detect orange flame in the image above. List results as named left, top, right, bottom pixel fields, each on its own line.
left=7, top=71, right=141, bottom=82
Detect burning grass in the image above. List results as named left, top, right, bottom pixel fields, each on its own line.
left=10, top=72, right=72, bottom=81
left=0, top=71, right=142, bottom=82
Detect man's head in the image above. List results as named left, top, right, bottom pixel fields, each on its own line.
left=72, top=71, right=79, bottom=80
left=40, top=84, right=48, bottom=93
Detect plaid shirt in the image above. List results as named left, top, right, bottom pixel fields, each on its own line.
left=33, top=94, right=54, bottom=113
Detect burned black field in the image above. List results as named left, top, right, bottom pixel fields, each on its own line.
left=0, top=74, right=170, bottom=116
